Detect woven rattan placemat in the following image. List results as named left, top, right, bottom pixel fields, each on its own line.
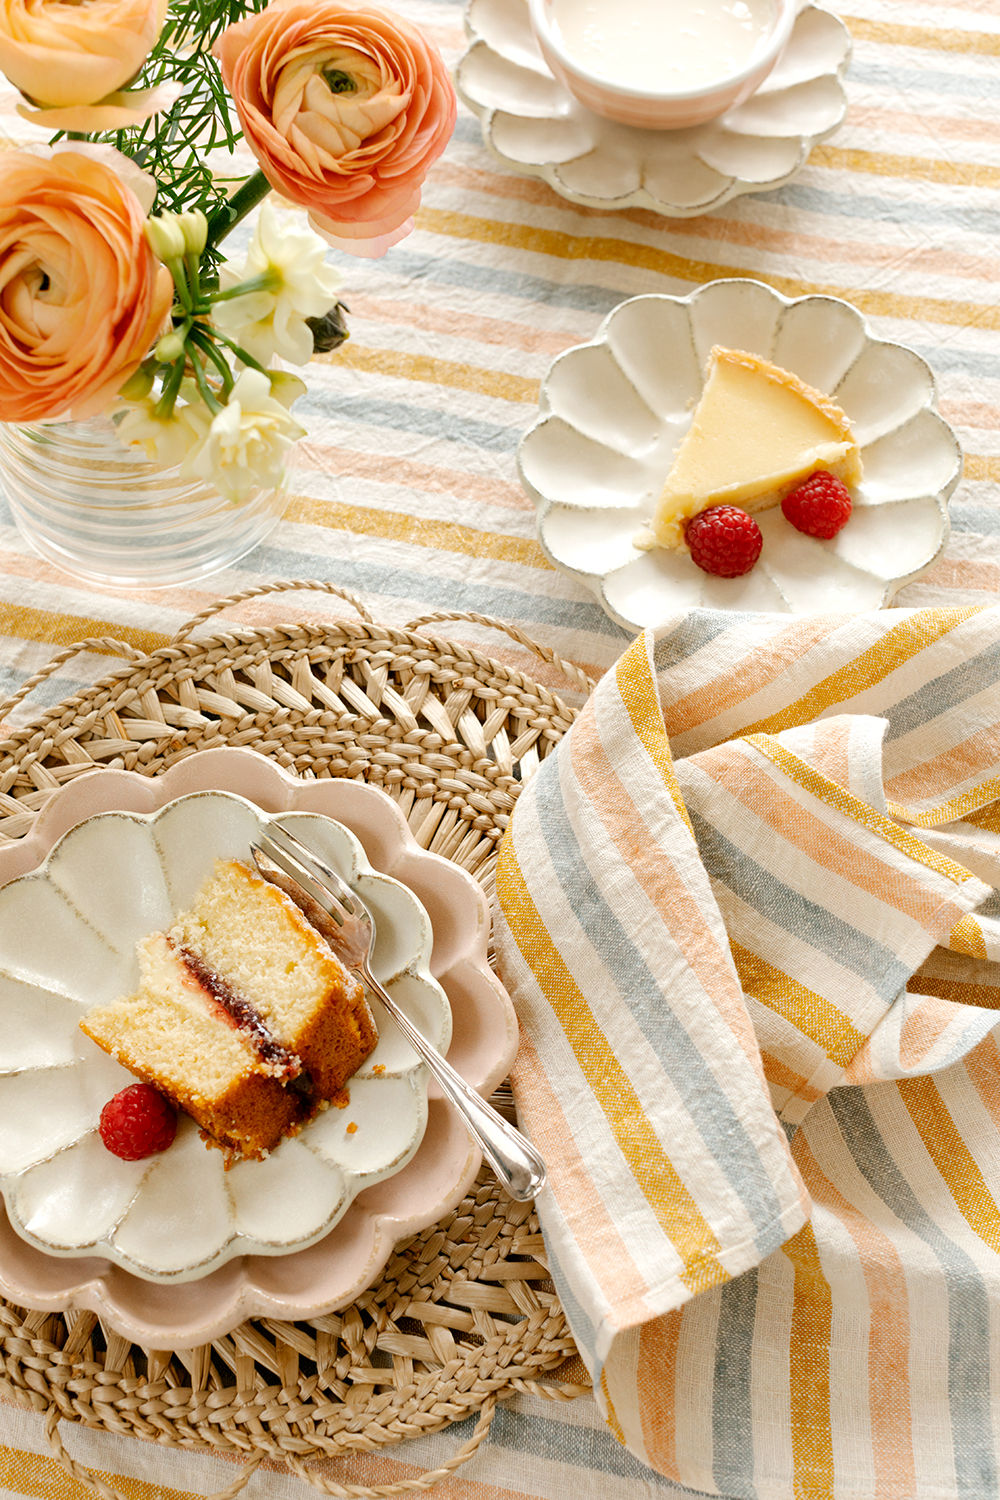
left=0, top=582, right=594, bottom=1499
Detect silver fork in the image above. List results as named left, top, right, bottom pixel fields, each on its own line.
left=251, top=824, right=547, bottom=1202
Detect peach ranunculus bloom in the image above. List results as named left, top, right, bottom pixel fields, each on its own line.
left=215, top=0, right=457, bottom=258
left=16, top=80, right=183, bottom=133
left=0, top=147, right=173, bottom=423
left=0, top=0, right=172, bottom=131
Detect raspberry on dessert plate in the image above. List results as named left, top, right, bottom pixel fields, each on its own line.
left=685, top=506, right=763, bottom=578
left=781, top=471, right=853, bottom=538
left=99, top=1083, right=177, bottom=1161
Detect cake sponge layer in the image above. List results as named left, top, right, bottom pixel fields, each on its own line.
left=171, top=858, right=377, bottom=1098
left=80, top=855, right=379, bottom=1161
left=80, top=932, right=302, bottom=1159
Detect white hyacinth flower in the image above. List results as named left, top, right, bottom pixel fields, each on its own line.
left=117, top=394, right=212, bottom=470
left=183, top=367, right=306, bottom=504
left=212, top=201, right=342, bottom=366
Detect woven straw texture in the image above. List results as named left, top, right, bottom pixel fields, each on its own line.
left=0, top=582, right=592, bottom=1500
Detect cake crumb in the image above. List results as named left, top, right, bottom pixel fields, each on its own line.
left=372, top=1064, right=385, bottom=1075
left=346, top=1121, right=357, bottom=1135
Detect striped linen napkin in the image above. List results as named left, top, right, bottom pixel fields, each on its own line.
left=494, top=605, right=1000, bottom=1500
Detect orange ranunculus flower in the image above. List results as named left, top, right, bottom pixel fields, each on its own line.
left=16, top=80, right=183, bottom=134
left=215, top=0, right=457, bottom=258
left=0, top=147, right=173, bottom=423
left=0, top=0, right=168, bottom=109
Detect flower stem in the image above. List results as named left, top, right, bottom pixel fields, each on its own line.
left=155, top=357, right=186, bottom=418
left=171, top=265, right=194, bottom=315
left=189, top=350, right=224, bottom=414
left=205, top=169, right=272, bottom=251
left=208, top=270, right=280, bottom=303
left=188, top=325, right=235, bottom=394
left=208, top=323, right=269, bottom=374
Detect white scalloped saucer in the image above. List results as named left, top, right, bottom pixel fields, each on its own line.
left=456, top=0, right=852, bottom=216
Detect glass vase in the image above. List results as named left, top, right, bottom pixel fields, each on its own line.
left=0, top=414, right=291, bottom=589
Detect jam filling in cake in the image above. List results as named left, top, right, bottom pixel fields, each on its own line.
left=172, top=942, right=304, bottom=1081
left=80, top=856, right=378, bottom=1162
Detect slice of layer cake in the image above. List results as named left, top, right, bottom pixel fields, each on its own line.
left=80, top=857, right=378, bottom=1162
left=649, top=347, right=863, bottom=549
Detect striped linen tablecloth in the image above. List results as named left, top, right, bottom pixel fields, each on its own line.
left=0, top=0, right=998, bottom=1495
left=495, top=604, right=1000, bottom=1499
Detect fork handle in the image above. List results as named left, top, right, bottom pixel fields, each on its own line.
left=364, top=969, right=547, bottom=1202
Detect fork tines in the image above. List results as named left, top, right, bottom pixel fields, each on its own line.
left=251, top=826, right=355, bottom=930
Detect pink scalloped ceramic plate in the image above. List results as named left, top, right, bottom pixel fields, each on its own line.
left=0, top=749, right=519, bottom=1345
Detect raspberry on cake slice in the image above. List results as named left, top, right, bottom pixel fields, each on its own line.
left=80, top=857, right=378, bottom=1163
left=646, top=347, right=862, bottom=551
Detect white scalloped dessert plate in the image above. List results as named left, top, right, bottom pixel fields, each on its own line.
left=518, top=279, right=961, bottom=628
left=456, top=0, right=851, bottom=216
left=0, top=793, right=451, bottom=1282
left=0, top=749, right=518, bottom=1342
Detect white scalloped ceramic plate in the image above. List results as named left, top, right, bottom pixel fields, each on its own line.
left=518, top=279, right=961, bottom=628
left=456, top=0, right=851, bottom=216
left=0, top=751, right=521, bottom=1345
left=0, top=791, right=451, bottom=1282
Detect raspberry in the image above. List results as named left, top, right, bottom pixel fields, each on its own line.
left=685, top=506, right=763, bottom=577
left=99, top=1084, right=177, bottom=1161
left=781, top=470, right=853, bottom=538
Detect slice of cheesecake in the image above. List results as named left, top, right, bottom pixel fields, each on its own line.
left=648, top=347, right=863, bottom=550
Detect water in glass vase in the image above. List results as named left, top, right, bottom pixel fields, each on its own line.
left=0, top=414, right=290, bottom=589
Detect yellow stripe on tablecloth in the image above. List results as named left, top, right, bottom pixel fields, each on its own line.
left=783, top=1221, right=835, bottom=1500
left=748, top=736, right=976, bottom=885
left=949, top=914, right=989, bottom=960
left=886, top=778, right=1000, bottom=828
left=813, top=144, right=1000, bottom=190
left=0, top=1442, right=205, bottom=1500
left=1, top=1431, right=553, bottom=1500
left=792, top=1139, right=917, bottom=1498
left=420, top=212, right=1000, bottom=333
left=495, top=837, right=728, bottom=1289
left=843, top=14, right=1000, bottom=52
left=601, top=1369, right=629, bottom=1447
left=334, top=341, right=539, bottom=405
left=899, top=1075, right=1000, bottom=1250
left=732, top=943, right=868, bottom=1064
left=960, top=455, right=997, bottom=482
left=0, top=603, right=171, bottom=657
left=433, top=159, right=1000, bottom=281
left=615, top=638, right=693, bottom=835
left=285, top=495, right=551, bottom=568
left=737, top=609, right=983, bottom=739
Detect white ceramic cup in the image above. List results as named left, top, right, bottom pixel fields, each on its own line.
left=527, top=0, right=797, bottom=129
